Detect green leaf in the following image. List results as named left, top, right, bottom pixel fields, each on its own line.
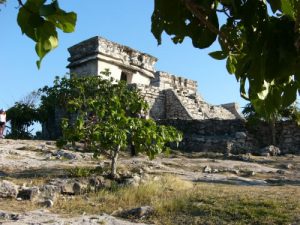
left=35, top=21, right=58, bottom=68
left=47, top=10, right=77, bottom=33
left=257, top=80, right=270, bottom=100
left=282, top=82, right=298, bottom=107
left=209, top=51, right=227, bottom=60
left=17, top=7, right=43, bottom=41
left=226, top=56, right=236, bottom=74
left=281, top=0, right=295, bottom=19
left=17, top=0, right=76, bottom=68
left=39, top=0, right=59, bottom=16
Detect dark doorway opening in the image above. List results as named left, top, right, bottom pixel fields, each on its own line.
left=120, top=72, right=128, bottom=82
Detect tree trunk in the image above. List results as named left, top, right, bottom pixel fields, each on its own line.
left=111, top=145, right=120, bottom=178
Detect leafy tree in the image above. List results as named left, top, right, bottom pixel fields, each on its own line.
left=38, top=74, right=78, bottom=139
left=151, top=0, right=300, bottom=118
left=6, top=91, right=40, bottom=139
left=40, top=71, right=182, bottom=178
left=6, top=97, right=40, bottom=139
left=4, top=0, right=300, bottom=117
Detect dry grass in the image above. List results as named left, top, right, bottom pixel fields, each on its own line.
left=0, top=199, right=37, bottom=213
left=50, top=175, right=300, bottom=225
left=0, top=175, right=299, bottom=224
left=6, top=177, right=49, bottom=187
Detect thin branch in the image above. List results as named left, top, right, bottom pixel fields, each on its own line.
left=216, top=7, right=231, bottom=18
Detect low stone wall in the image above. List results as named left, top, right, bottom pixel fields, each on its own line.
left=151, top=71, right=197, bottom=95
left=248, top=121, right=300, bottom=154
left=158, top=119, right=300, bottom=154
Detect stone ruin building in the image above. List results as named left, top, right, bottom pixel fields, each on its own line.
left=43, top=36, right=300, bottom=155
left=67, top=36, right=242, bottom=121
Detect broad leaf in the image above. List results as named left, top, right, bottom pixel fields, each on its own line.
left=209, top=51, right=227, bottom=60
left=281, top=0, right=295, bottom=19
left=17, top=0, right=76, bottom=68
left=47, top=10, right=77, bottom=33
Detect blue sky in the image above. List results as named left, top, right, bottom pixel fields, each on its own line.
left=0, top=0, right=247, bottom=111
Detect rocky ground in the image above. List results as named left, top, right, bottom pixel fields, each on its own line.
left=0, top=139, right=299, bottom=224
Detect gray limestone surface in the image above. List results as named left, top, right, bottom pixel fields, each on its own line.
left=0, top=210, right=149, bottom=225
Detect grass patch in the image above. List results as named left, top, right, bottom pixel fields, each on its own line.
left=51, top=175, right=299, bottom=225
left=65, top=166, right=109, bottom=178
left=0, top=175, right=299, bottom=224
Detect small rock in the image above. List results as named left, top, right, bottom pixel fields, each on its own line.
left=37, top=144, right=46, bottom=151
left=235, top=132, right=247, bottom=139
left=89, top=176, right=105, bottom=190
left=73, top=182, right=87, bottom=195
left=277, top=169, right=285, bottom=174
left=45, top=154, right=53, bottom=160
left=73, top=182, right=81, bottom=195
left=102, top=179, right=112, bottom=189
left=257, top=145, right=281, bottom=156
left=0, top=212, right=10, bottom=220
left=153, top=176, right=160, bottom=181
left=39, top=184, right=60, bottom=200
left=249, top=171, right=256, bottom=176
left=56, top=150, right=78, bottom=160
left=111, top=207, right=123, bottom=216
left=57, top=181, right=74, bottom=194
left=124, top=175, right=141, bottom=187
left=43, top=199, right=54, bottom=208
left=261, top=152, right=271, bottom=157
left=0, top=212, right=20, bottom=221
left=17, top=187, right=39, bottom=200
left=212, top=169, right=219, bottom=173
left=45, top=141, right=54, bottom=145
left=120, top=206, right=154, bottom=219
left=285, top=164, right=293, bottom=169
left=203, top=165, right=212, bottom=173
left=140, top=173, right=151, bottom=184
left=233, top=169, right=239, bottom=175
left=0, top=180, right=18, bottom=198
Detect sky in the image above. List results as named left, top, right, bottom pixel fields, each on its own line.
left=0, top=0, right=247, bottom=111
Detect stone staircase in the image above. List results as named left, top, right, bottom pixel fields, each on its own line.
left=173, top=89, right=236, bottom=120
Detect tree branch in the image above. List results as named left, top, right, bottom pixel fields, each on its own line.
left=216, top=7, right=231, bottom=18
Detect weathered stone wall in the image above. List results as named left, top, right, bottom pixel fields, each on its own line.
left=67, top=36, right=157, bottom=82
left=158, top=119, right=300, bottom=154
left=129, top=84, right=166, bottom=120
left=69, top=60, right=98, bottom=77
left=158, top=119, right=254, bottom=153
left=247, top=121, right=300, bottom=154
left=151, top=71, right=198, bottom=95
left=221, top=103, right=244, bottom=120
left=131, top=84, right=239, bottom=121
left=41, top=108, right=67, bottom=140
left=165, top=89, right=193, bottom=120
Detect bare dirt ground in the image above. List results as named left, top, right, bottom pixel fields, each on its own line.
left=0, top=139, right=299, bottom=224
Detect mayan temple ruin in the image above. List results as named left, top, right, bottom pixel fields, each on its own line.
left=67, top=36, right=242, bottom=121
left=42, top=36, right=299, bottom=154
